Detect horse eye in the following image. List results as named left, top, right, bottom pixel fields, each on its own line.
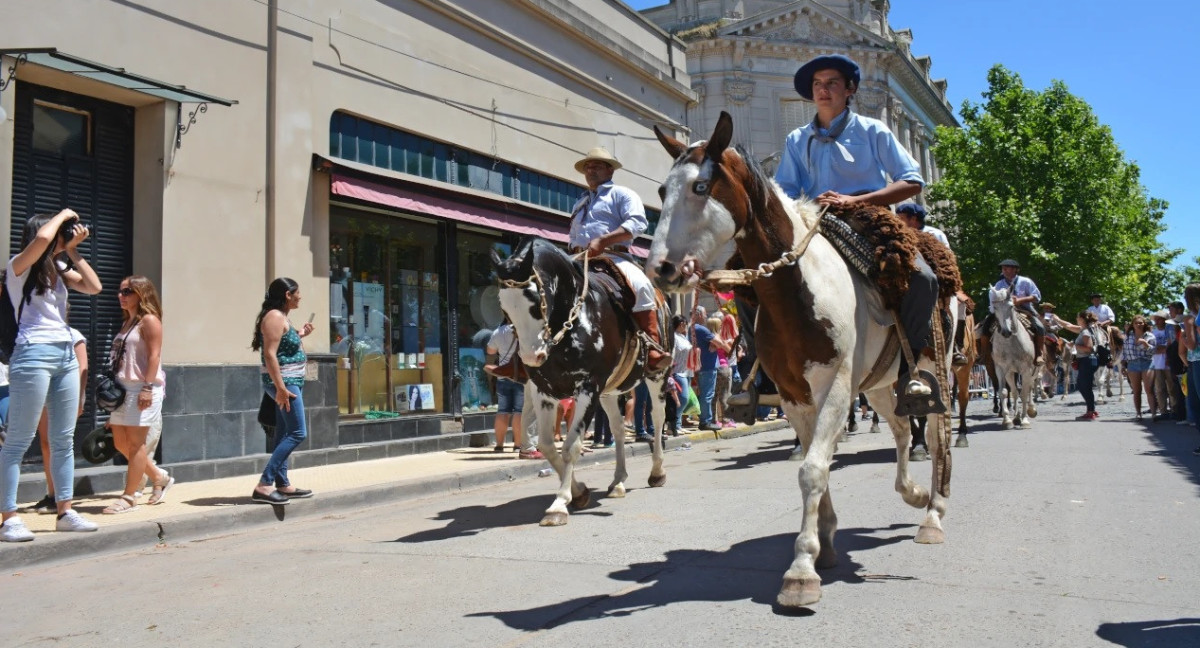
left=693, top=181, right=709, bottom=195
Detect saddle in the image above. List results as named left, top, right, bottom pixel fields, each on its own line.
left=585, top=256, right=636, bottom=314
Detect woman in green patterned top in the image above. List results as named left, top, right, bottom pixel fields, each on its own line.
left=250, top=277, right=315, bottom=505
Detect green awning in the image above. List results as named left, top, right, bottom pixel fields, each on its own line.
left=0, top=48, right=236, bottom=105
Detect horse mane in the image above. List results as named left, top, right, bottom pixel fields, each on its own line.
left=734, top=145, right=810, bottom=253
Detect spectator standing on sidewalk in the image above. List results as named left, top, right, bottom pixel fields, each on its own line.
left=1166, top=301, right=1188, bottom=421
left=102, top=276, right=172, bottom=513
left=692, top=309, right=719, bottom=431
left=1149, top=310, right=1174, bottom=421
left=250, top=277, right=316, bottom=505
left=1121, top=315, right=1155, bottom=420
left=486, top=319, right=541, bottom=458
left=27, top=328, right=88, bottom=513
left=1180, top=284, right=1200, bottom=454
left=669, top=315, right=692, bottom=434
left=1, top=210, right=102, bottom=542
left=709, top=315, right=735, bottom=428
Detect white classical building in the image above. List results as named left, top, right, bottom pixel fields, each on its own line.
left=641, top=0, right=957, bottom=196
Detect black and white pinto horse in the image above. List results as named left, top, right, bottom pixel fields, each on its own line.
left=492, top=237, right=669, bottom=526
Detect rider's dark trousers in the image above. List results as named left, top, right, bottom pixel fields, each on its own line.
left=898, top=256, right=938, bottom=377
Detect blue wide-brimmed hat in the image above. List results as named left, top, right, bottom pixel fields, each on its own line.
left=793, top=54, right=861, bottom=100
left=895, top=203, right=927, bottom=218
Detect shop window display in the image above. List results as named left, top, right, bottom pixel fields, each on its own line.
left=456, top=230, right=513, bottom=412
left=329, top=208, right=446, bottom=415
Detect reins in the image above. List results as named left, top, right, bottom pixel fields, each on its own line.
left=699, top=204, right=829, bottom=289
left=498, top=250, right=590, bottom=348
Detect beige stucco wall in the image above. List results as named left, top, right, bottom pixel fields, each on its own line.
left=0, top=0, right=693, bottom=365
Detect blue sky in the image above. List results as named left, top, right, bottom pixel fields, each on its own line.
left=627, top=0, right=1199, bottom=269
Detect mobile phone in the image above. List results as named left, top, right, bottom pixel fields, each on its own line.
left=307, top=312, right=315, bottom=324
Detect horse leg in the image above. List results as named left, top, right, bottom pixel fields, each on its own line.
left=540, top=391, right=593, bottom=526
left=646, top=377, right=667, bottom=488
left=909, top=417, right=929, bottom=462
left=869, top=411, right=881, bottom=434
left=1000, top=370, right=1015, bottom=429
left=916, top=404, right=949, bottom=544
left=535, top=391, right=567, bottom=479
left=955, top=369, right=970, bottom=447
left=846, top=402, right=858, bottom=433
left=869, top=387, right=929, bottom=510
left=601, top=393, right=628, bottom=498
left=1024, top=369, right=1038, bottom=422
left=777, top=396, right=841, bottom=608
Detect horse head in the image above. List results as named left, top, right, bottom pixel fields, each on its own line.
left=491, top=237, right=580, bottom=367
left=646, top=111, right=750, bottom=293
left=990, top=285, right=1015, bottom=338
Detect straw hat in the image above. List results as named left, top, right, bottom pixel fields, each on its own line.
left=574, top=147, right=622, bottom=174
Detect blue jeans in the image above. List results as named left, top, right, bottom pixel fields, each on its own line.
left=633, top=382, right=652, bottom=435
left=1188, top=362, right=1200, bottom=428
left=261, top=384, right=307, bottom=488
left=673, top=373, right=690, bottom=430
left=696, top=369, right=717, bottom=426
left=2, top=343, right=79, bottom=512
left=1077, top=356, right=1099, bottom=412
left=495, top=379, right=524, bottom=414
left=0, top=384, right=9, bottom=425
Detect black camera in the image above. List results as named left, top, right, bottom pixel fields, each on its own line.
left=58, top=217, right=80, bottom=244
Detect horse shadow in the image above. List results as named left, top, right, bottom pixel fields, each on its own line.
left=389, top=495, right=610, bottom=543
left=1095, top=618, right=1200, bottom=647
left=830, top=447, right=895, bottom=471
left=467, top=525, right=915, bottom=627
left=710, top=439, right=795, bottom=471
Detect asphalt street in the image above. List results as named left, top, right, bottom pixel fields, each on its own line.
left=3, top=390, right=1199, bottom=648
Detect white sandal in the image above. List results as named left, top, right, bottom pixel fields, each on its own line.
left=103, top=494, right=139, bottom=515
left=148, top=471, right=175, bottom=505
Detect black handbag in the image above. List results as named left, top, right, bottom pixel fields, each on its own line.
left=257, top=392, right=277, bottom=431
left=80, top=425, right=117, bottom=464
left=96, top=325, right=134, bottom=413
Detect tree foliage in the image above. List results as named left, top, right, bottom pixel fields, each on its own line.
left=930, top=65, right=1186, bottom=320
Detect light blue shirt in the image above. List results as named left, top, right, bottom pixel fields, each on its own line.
left=990, top=275, right=1041, bottom=314
left=775, top=110, right=925, bottom=200
left=567, top=181, right=647, bottom=249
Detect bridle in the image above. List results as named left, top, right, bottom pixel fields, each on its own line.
left=498, top=250, right=590, bottom=349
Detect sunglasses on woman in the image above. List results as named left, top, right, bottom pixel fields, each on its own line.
left=118, top=288, right=136, bottom=297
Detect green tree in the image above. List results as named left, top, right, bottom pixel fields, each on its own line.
left=930, top=65, right=1188, bottom=320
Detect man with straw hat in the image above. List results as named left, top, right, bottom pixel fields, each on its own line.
left=569, top=147, right=670, bottom=371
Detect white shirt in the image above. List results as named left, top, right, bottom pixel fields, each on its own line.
left=487, top=324, right=518, bottom=365
left=922, top=225, right=950, bottom=247
left=6, top=258, right=72, bottom=345
left=1087, top=304, right=1115, bottom=325
left=671, top=332, right=693, bottom=375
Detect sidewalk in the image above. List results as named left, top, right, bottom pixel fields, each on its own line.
left=0, top=419, right=790, bottom=571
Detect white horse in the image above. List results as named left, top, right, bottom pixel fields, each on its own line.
left=989, top=286, right=1038, bottom=429
left=647, top=113, right=956, bottom=607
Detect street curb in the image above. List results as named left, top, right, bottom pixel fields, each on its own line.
left=0, top=420, right=790, bottom=572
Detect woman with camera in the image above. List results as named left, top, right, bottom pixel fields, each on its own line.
left=101, top=275, right=171, bottom=514
left=1, top=209, right=102, bottom=542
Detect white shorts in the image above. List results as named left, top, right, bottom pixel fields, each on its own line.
left=614, top=258, right=657, bottom=312
left=106, top=379, right=164, bottom=427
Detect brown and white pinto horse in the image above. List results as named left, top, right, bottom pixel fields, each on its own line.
left=647, top=112, right=955, bottom=608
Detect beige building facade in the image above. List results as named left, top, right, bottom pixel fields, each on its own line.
left=641, top=0, right=956, bottom=194
left=0, top=0, right=691, bottom=477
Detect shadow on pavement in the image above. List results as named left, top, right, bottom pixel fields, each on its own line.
left=390, top=494, right=611, bottom=543
left=830, top=447, right=894, bottom=471
left=710, top=440, right=795, bottom=471
left=1095, top=617, right=1200, bottom=647
left=469, top=525, right=918, bottom=627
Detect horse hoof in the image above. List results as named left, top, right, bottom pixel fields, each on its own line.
left=607, top=483, right=626, bottom=498
left=1027, top=408, right=1038, bottom=419
left=954, top=435, right=969, bottom=448
left=914, top=524, right=945, bottom=544
left=847, top=421, right=858, bottom=433
left=648, top=473, right=667, bottom=488
left=777, top=577, right=822, bottom=607
left=815, top=549, right=838, bottom=570
left=1019, top=421, right=1032, bottom=429
left=909, top=448, right=929, bottom=462
left=869, top=424, right=881, bottom=434
left=540, top=512, right=569, bottom=527
left=570, top=485, right=591, bottom=509
left=1002, top=420, right=1014, bottom=430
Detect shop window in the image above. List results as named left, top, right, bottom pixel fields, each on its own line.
left=330, top=208, right=446, bottom=416
left=456, top=229, right=514, bottom=412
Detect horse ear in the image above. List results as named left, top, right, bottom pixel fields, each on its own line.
left=654, top=124, right=687, bottom=159
left=490, top=247, right=504, bottom=268
left=707, top=111, right=734, bottom=162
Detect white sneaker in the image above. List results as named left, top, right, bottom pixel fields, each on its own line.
left=55, top=509, right=98, bottom=533
left=1, top=516, right=35, bottom=542
left=905, top=380, right=932, bottom=396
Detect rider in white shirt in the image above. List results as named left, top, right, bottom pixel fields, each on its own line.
left=1087, top=293, right=1115, bottom=328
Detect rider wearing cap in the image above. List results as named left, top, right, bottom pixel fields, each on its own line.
left=775, top=54, right=936, bottom=397
left=1087, top=293, right=1116, bottom=328
left=569, top=147, right=670, bottom=372
left=982, top=259, right=1046, bottom=365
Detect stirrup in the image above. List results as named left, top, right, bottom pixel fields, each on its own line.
left=894, top=370, right=947, bottom=417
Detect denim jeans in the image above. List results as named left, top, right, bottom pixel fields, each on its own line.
left=0, top=384, right=9, bottom=425
left=673, top=373, right=690, bottom=430
left=633, top=382, right=652, bottom=435
left=696, top=369, right=717, bottom=426
left=1188, top=362, right=1200, bottom=429
left=1, top=342, right=79, bottom=512
left=261, top=384, right=307, bottom=489
left=1077, top=356, right=1099, bottom=412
